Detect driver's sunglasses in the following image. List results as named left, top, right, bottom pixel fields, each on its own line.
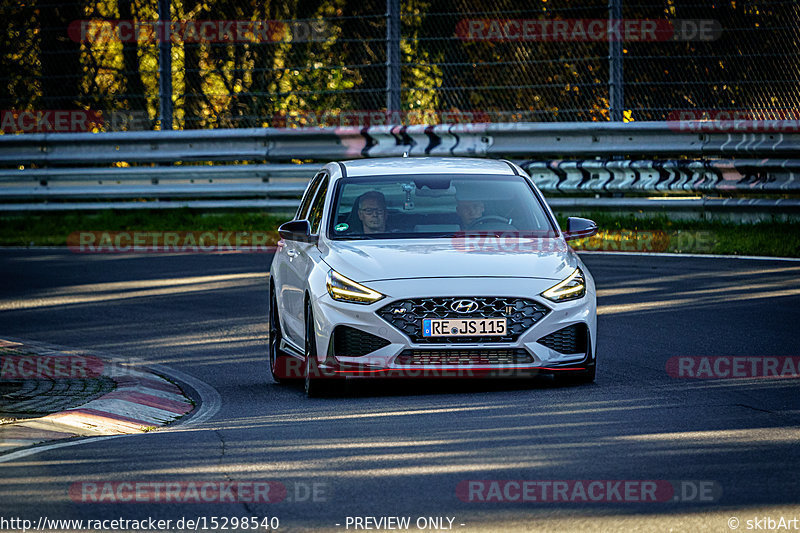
left=359, top=208, right=386, bottom=216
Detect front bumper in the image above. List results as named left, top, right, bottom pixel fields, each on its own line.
left=309, top=277, right=596, bottom=379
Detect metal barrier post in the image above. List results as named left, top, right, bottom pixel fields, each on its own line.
left=158, top=0, right=173, bottom=130
left=386, top=0, right=401, bottom=115
left=609, top=0, right=624, bottom=122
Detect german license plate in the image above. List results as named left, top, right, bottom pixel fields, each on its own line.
left=422, top=318, right=506, bottom=337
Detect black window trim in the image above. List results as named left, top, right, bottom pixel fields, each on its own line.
left=326, top=173, right=559, bottom=240
left=307, top=174, right=330, bottom=236
left=295, top=171, right=326, bottom=221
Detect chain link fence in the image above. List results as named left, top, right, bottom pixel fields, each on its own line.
left=1, top=0, right=797, bottom=131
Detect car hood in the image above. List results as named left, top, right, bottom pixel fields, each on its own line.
left=320, top=238, right=577, bottom=282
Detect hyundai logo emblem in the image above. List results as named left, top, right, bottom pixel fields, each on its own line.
left=450, top=299, right=479, bottom=314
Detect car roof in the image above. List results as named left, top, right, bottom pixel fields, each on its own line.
left=337, top=157, right=518, bottom=178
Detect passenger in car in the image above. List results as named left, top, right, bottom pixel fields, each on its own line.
left=456, top=199, right=485, bottom=229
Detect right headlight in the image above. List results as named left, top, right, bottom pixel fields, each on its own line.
left=326, top=269, right=385, bottom=304
left=541, top=267, right=586, bottom=302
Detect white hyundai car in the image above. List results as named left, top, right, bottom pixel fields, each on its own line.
left=269, top=157, right=598, bottom=396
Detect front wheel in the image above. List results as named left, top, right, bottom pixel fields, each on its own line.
left=555, top=341, right=596, bottom=385
left=555, top=364, right=596, bottom=384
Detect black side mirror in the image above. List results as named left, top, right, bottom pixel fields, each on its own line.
left=563, top=217, right=598, bottom=241
left=278, top=220, right=315, bottom=242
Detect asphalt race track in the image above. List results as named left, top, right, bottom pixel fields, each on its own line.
left=1, top=249, right=799, bottom=532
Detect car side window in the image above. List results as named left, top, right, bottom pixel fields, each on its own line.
left=296, top=172, right=324, bottom=221
left=307, top=176, right=329, bottom=235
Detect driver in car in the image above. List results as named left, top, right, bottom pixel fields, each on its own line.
left=358, top=191, right=389, bottom=234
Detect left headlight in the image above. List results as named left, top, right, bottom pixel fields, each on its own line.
left=326, top=270, right=385, bottom=304
left=541, top=267, right=586, bottom=303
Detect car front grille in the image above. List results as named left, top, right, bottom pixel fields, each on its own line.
left=394, top=349, right=533, bottom=366
left=377, top=297, right=549, bottom=344
left=536, top=324, right=588, bottom=354
left=332, top=326, right=391, bottom=357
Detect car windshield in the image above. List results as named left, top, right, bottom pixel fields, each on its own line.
left=328, top=174, right=557, bottom=240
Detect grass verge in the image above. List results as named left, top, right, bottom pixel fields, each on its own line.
left=0, top=210, right=289, bottom=247
left=0, top=209, right=797, bottom=258
left=560, top=213, right=800, bottom=258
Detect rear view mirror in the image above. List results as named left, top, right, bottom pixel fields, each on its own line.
left=563, top=217, right=598, bottom=241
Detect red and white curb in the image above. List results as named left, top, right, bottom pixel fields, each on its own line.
left=1, top=338, right=194, bottom=453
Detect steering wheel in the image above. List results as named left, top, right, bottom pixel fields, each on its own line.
left=466, top=215, right=510, bottom=229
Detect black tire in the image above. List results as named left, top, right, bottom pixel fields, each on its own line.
left=556, top=364, right=596, bottom=384
left=304, top=304, right=341, bottom=397
left=555, top=340, right=596, bottom=385
left=269, top=283, right=299, bottom=383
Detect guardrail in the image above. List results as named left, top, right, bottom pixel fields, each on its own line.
left=4, top=197, right=799, bottom=213
left=3, top=121, right=800, bottom=164
left=1, top=122, right=799, bottom=214
left=0, top=165, right=309, bottom=200
left=524, top=159, right=800, bottom=193
left=2, top=157, right=798, bottom=213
